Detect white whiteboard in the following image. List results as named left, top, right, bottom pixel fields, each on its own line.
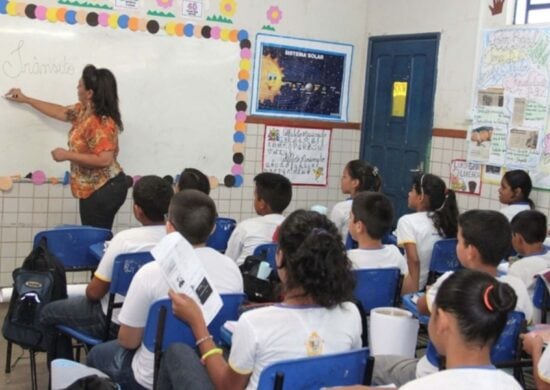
left=0, top=15, right=241, bottom=180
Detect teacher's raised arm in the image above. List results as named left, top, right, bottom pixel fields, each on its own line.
left=5, top=64, right=129, bottom=230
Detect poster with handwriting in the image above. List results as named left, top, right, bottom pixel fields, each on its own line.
left=449, top=159, right=482, bottom=195
left=262, top=126, right=331, bottom=186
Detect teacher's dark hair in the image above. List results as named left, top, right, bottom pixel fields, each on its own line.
left=82, top=64, right=123, bottom=131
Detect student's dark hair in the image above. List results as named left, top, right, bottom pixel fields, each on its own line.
left=133, top=175, right=174, bottom=223
left=254, top=172, right=292, bottom=213
left=503, top=170, right=534, bottom=209
left=82, top=64, right=123, bottom=131
left=412, top=173, right=458, bottom=238
left=511, top=210, right=547, bottom=244
left=168, top=190, right=217, bottom=245
left=177, top=168, right=210, bottom=195
left=351, top=192, right=393, bottom=240
left=459, top=210, right=511, bottom=266
left=435, top=269, right=516, bottom=347
left=278, top=210, right=355, bottom=307
left=346, top=159, right=382, bottom=192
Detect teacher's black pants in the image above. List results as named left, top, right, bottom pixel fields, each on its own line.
left=79, top=172, right=128, bottom=230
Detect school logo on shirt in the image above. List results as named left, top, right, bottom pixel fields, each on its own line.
left=305, top=331, right=324, bottom=356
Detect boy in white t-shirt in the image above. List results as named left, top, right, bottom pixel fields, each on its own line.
left=347, top=191, right=407, bottom=275
left=372, top=210, right=532, bottom=387
left=87, top=189, right=243, bottom=390
left=40, top=175, right=174, bottom=365
left=225, top=172, right=292, bottom=265
left=508, top=210, right=550, bottom=299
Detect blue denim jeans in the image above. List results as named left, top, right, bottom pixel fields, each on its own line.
left=40, top=296, right=119, bottom=365
left=157, top=344, right=215, bottom=390
left=87, top=339, right=146, bottom=390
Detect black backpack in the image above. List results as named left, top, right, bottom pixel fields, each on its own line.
left=2, top=237, right=68, bottom=350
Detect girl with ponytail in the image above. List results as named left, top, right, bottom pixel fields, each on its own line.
left=397, top=173, right=459, bottom=292
left=158, top=210, right=362, bottom=390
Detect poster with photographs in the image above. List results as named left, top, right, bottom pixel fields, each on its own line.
left=481, top=164, right=504, bottom=185
left=450, top=159, right=482, bottom=195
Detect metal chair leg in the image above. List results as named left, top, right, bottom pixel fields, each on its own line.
left=30, top=349, right=38, bottom=390
left=5, top=340, right=12, bottom=373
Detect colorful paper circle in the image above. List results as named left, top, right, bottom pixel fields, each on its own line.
left=239, top=39, right=251, bottom=49
left=184, top=23, right=194, bottom=37
left=210, top=26, right=220, bottom=39
left=235, top=111, right=247, bottom=121
left=220, top=28, right=229, bottom=41
left=237, top=30, right=248, bottom=41
left=234, top=121, right=246, bottom=131
left=46, top=8, right=59, bottom=22
left=5, top=1, right=16, bottom=16
left=35, top=5, right=46, bottom=20
left=108, top=13, right=119, bottom=28
left=118, top=14, right=129, bottom=29
left=175, top=23, right=184, bottom=36
left=63, top=171, right=71, bottom=185
left=209, top=176, right=219, bottom=190
left=147, top=20, right=160, bottom=34
left=193, top=24, right=202, bottom=38
left=236, top=91, right=248, bottom=101
left=98, top=12, right=109, bottom=27
left=65, top=9, right=76, bottom=24
left=236, top=101, right=247, bottom=111
left=0, top=0, right=7, bottom=14
left=239, top=59, right=251, bottom=71
left=56, top=8, right=67, bottom=23
left=165, top=21, right=176, bottom=35
left=233, top=132, right=245, bottom=143
left=240, top=47, right=251, bottom=59
left=32, top=170, right=46, bottom=185
left=224, top=175, right=235, bottom=187
left=0, top=176, right=13, bottom=191
left=231, top=164, right=243, bottom=175
left=15, top=2, right=26, bottom=17
left=128, top=16, right=139, bottom=31
left=233, top=153, right=244, bottom=164
left=237, top=80, right=248, bottom=91
left=232, top=143, right=245, bottom=153
left=238, top=69, right=249, bottom=80
left=25, top=4, right=36, bottom=18
left=76, top=10, right=87, bottom=24
left=201, top=25, right=211, bottom=38
left=233, top=175, right=243, bottom=187
left=86, top=12, right=99, bottom=27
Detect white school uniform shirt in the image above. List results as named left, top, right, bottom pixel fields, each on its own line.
left=395, top=211, right=443, bottom=290
left=417, top=270, right=534, bottom=378
left=119, top=243, right=244, bottom=389
left=499, top=202, right=531, bottom=222
left=228, top=302, right=362, bottom=390
left=225, top=214, right=284, bottom=266
left=402, top=367, right=522, bottom=390
left=330, top=199, right=352, bottom=242
left=538, top=346, right=550, bottom=385
left=347, top=245, right=408, bottom=275
left=94, top=225, right=166, bottom=324
left=508, top=249, right=550, bottom=299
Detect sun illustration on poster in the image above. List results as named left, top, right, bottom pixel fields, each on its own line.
left=259, top=55, right=285, bottom=103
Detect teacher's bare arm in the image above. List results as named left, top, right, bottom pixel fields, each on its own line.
left=52, top=149, right=114, bottom=168
left=5, top=88, right=70, bottom=122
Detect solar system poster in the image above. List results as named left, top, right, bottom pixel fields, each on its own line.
left=251, top=34, right=353, bottom=121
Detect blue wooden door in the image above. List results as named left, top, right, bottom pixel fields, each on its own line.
left=360, top=34, right=439, bottom=222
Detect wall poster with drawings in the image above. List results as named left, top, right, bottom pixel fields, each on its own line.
left=262, top=126, right=331, bottom=186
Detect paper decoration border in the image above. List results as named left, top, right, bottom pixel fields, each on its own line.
left=0, top=0, right=249, bottom=188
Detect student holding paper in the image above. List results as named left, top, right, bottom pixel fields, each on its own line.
left=157, top=209, right=362, bottom=390
left=86, top=190, right=243, bottom=389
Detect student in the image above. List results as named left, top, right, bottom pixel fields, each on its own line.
left=379, top=210, right=532, bottom=386
left=396, top=173, right=458, bottom=292
left=508, top=210, right=550, bottom=298
left=40, top=175, right=173, bottom=364
left=86, top=190, right=243, bottom=389
left=156, top=209, right=362, bottom=390
left=499, top=169, right=534, bottom=221
left=330, top=160, right=381, bottom=240
left=521, top=332, right=550, bottom=390
left=176, top=167, right=210, bottom=194
left=225, top=172, right=292, bottom=265
left=347, top=192, right=407, bottom=275
left=339, top=270, right=522, bottom=390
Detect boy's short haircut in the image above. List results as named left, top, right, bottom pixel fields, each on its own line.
left=168, top=189, right=217, bottom=245
left=511, top=210, right=547, bottom=244
left=459, top=210, right=511, bottom=266
left=351, top=192, right=393, bottom=240
left=254, top=172, right=292, bottom=214
left=177, top=168, right=210, bottom=195
left=133, top=175, right=174, bottom=223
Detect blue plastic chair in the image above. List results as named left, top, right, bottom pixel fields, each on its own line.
left=257, top=348, right=373, bottom=389
left=143, top=293, right=245, bottom=389
left=56, top=252, right=154, bottom=357
left=533, top=272, right=550, bottom=324
left=206, top=217, right=237, bottom=253
left=34, top=226, right=113, bottom=271
left=353, top=268, right=402, bottom=313
left=253, top=243, right=278, bottom=270
left=401, top=292, right=430, bottom=325
left=426, top=238, right=461, bottom=285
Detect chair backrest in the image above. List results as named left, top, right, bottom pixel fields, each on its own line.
left=427, top=238, right=460, bottom=285
left=143, top=293, right=246, bottom=353
left=345, top=233, right=358, bottom=250
left=491, top=310, right=526, bottom=364
left=533, top=272, right=550, bottom=324
left=110, top=252, right=155, bottom=296
left=33, top=227, right=113, bottom=271
left=353, top=268, right=402, bottom=313
left=253, top=243, right=278, bottom=270
left=257, top=348, right=371, bottom=390
left=206, top=217, right=237, bottom=252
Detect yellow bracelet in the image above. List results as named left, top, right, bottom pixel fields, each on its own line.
left=200, top=347, right=223, bottom=364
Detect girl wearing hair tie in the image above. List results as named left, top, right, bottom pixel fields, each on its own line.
left=158, top=210, right=362, bottom=390
left=330, top=159, right=382, bottom=241
left=5, top=64, right=128, bottom=229
left=335, top=269, right=522, bottom=389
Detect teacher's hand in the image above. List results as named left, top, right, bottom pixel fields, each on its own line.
left=4, top=88, right=28, bottom=103
left=51, top=148, right=70, bottom=162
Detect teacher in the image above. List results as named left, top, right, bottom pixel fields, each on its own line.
left=5, top=64, right=128, bottom=230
